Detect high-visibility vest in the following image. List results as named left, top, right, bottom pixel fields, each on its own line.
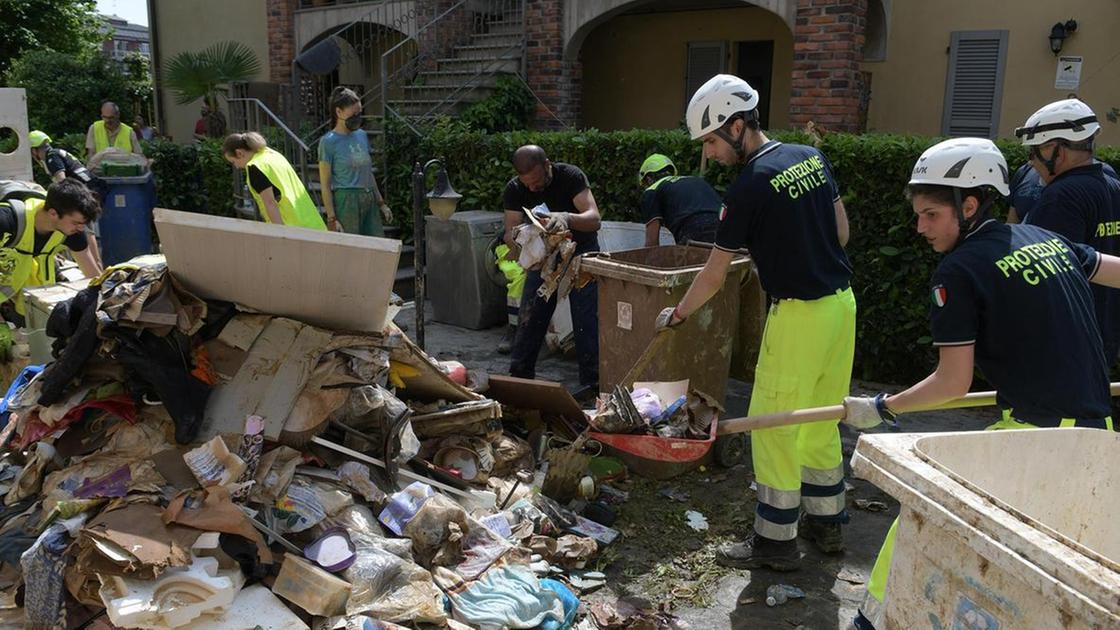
left=93, top=121, right=134, bottom=153
left=245, top=148, right=326, bottom=230
left=0, top=198, right=67, bottom=315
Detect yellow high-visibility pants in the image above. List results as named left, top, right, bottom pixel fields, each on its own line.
left=750, top=287, right=856, bottom=540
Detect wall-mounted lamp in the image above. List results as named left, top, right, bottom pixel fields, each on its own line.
left=1049, top=19, right=1077, bottom=55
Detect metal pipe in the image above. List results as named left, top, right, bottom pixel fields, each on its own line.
left=412, top=160, right=426, bottom=349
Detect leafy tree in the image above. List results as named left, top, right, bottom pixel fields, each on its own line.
left=0, top=0, right=102, bottom=79
left=7, top=51, right=136, bottom=135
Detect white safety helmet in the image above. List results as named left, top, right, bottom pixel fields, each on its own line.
left=909, top=137, right=1010, bottom=196
left=686, top=74, right=760, bottom=140
left=1014, top=99, right=1100, bottom=146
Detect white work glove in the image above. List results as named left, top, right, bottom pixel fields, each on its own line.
left=842, top=394, right=898, bottom=430
left=545, top=212, right=571, bottom=232
left=380, top=203, right=393, bottom=224
left=655, top=306, right=685, bottom=332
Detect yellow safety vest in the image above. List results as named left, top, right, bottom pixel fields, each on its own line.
left=0, top=198, right=67, bottom=315
left=246, top=148, right=326, bottom=230
left=93, top=121, right=135, bottom=153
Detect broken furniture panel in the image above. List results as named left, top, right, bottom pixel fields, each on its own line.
left=154, top=208, right=401, bottom=333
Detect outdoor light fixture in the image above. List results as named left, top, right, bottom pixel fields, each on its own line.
left=411, top=158, right=462, bottom=349
left=1049, top=19, right=1077, bottom=55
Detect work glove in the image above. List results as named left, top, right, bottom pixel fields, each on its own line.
left=380, top=203, right=393, bottom=224
left=841, top=393, right=898, bottom=430
left=545, top=212, right=571, bottom=232
left=654, top=306, right=685, bottom=332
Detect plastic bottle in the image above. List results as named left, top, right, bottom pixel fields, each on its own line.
left=765, top=584, right=805, bottom=607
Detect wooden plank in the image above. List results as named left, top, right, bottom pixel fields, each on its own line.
left=485, top=375, right=587, bottom=425
left=154, top=208, right=401, bottom=333
left=201, top=318, right=330, bottom=439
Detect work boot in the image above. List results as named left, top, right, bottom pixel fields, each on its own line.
left=497, top=325, right=516, bottom=355
left=800, top=516, right=845, bottom=554
left=715, top=533, right=800, bottom=571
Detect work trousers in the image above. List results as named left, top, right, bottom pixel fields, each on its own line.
left=509, top=238, right=599, bottom=387
left=750, top=287, right=856, bottom=541
left=858, top=414, right=1115, bottom=629
left=334, top=188, right=383, bottom=237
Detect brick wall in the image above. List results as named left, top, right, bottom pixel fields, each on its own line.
left=524, top=0, right=580, bottom=129
left=266, top=0, right=297, bottom=84
left=790, top=0, right=868, bottom=132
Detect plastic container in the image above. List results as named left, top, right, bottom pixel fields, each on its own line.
left=852, top=429, right=1120, bottom=629
left=100, top=172, right=155, bottom=265
left=581, top=245, right=756, bottom=405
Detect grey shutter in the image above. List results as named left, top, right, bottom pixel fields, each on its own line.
left=941, top=30, right=1009, bottom=138
left=685, top=41, right=727, bottom=110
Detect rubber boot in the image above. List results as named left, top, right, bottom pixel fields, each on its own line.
left=800, top=516, right=845, bottom=554
left=497, top=324, right=516, bottom=355
left=715, top=533, right=800, bottom=571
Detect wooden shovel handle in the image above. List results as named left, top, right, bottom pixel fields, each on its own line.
left=716, top=382, right=1120, bottom=435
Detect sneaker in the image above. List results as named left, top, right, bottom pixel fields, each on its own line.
left=799, top=517, right=845, bottom=554
left=715, top=534, right=800, bottom=571
left=497, top=325, right=516, bottom=355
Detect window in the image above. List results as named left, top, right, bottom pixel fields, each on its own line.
left=941, top=30, right=1009, bottom=138
left=685, top=41, right=727, bottom=111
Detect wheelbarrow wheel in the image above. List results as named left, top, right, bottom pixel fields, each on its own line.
left=713, top=433, right=745, bottom=468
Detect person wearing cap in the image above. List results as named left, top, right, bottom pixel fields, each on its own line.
left=637, top=153, right=722, bottom=247
left=656, top=74, right=853, bottom=570
left=29, top=131, right=106, bottom=265
left=1014, top=99, right=1120, bottom=367
left=844, top=137, right=1120, bottom=629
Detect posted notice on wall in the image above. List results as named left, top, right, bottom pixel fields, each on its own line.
left=1055, top=56, right=1083, bottom=90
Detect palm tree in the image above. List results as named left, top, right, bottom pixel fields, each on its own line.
left=164, top=41, right=262, bottom=137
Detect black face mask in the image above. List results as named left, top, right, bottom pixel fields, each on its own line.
left=344, top=115, right=362, bottom=131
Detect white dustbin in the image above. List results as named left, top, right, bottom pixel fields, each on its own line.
left=852, top=429, right=1120, bottom=629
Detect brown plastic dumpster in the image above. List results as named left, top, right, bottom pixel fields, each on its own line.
left=581, top=245, right=763, bottom=406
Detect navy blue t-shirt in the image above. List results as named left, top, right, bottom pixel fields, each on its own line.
left=503, top=162, right=597, bottom=248
left=1010, top=160, right=1118, bottom=222
left=1024, top=162, right=1120, bottom=365
left=715, top=142, right=851, bottom=300
left=639, top=176, right=720, bottom=238
left=930, top=220, right=1110, bottom=424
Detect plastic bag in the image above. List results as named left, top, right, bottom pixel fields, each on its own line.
left=344, top=530, right=447, bottom=624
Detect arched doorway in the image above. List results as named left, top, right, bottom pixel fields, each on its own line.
left=573, top=0, right=795, bottom=131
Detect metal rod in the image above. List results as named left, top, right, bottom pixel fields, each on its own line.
left=412, top=160, right=426, bottom=349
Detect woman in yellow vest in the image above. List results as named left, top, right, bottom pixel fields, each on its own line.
left=222, top=132, right=326, bottom=230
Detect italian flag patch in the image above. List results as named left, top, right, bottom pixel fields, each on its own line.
left=719, top=205, right=728, bottom=222
left=932, top=285, right=947, bottom=307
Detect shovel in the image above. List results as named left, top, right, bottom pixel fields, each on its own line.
left=716, top=382, right=1120, bottom=435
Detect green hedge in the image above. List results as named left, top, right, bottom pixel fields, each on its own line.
left=384, top=125, right=1120, bottom=383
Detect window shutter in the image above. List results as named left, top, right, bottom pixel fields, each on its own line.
left=685, top=41, right=728, bottom=110
left=941, top=30, right=1009, bottom=138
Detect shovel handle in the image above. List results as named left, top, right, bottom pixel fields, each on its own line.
left=716, top=382, right=1120, bottom=435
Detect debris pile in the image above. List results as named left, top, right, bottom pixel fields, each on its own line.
left=0, top=257, right=690, bottom=629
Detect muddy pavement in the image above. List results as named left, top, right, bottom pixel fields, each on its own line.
left=412, top=309, right=992, bottom=629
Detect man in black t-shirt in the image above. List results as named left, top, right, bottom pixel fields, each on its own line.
left=637, top=154, right=720, bottom=246
left=29, top=131, right=106, bottom=266
left=843, top=138, right=1120, bottom=630
left=502, top=145, right=602, bottom=393
left=1015, top=99, right=1120, bottom=367
left=658, top=75, right=854, bottom=571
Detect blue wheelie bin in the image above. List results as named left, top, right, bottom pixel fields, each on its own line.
left=99, top=172, right=155, bottom=265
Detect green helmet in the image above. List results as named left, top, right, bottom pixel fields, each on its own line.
left=639, top=153, right=676, bottom=185
left=28, top=130, right=51, bottom=148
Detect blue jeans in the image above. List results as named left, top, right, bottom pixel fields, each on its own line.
left=509, top=238, right=600, bottom=387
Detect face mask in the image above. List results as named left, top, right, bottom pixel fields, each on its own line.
left=345, top=115, right=362, bottom=131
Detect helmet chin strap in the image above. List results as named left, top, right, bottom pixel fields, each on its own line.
left=1036, top=144, right=1061, bottom=178
left=951, top=189, right=995, bottom=250
left=713, top=118, right=749, bottom=161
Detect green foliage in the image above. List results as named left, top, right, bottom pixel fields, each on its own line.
left=7, top=50, right=143, bottom=136
left=0, top=0, right=101, bottom=79
left=144, top=139, right=237, bottom=217
left=458, top=76, right=536, bottom=133
left=163, top=41, right=262, bottom=109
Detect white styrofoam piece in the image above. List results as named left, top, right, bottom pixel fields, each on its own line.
left=181, top=585, right=309, bottom=630
left=99, top=556, right=245, bottom=629
left=153, top=208, right=401, bottom=333
left=0, top=88, right=33, bottom=182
